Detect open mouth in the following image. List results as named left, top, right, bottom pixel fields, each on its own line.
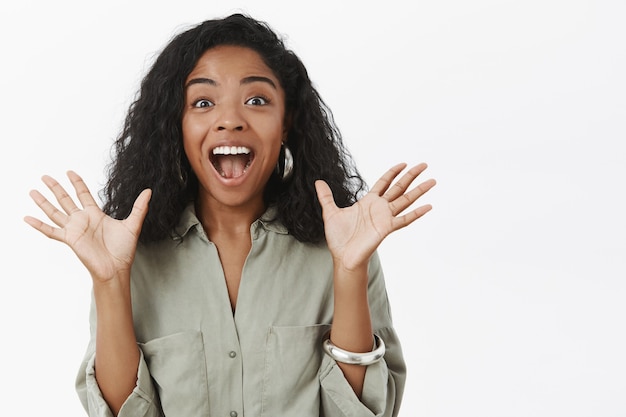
left=210, top=146, right=254, bottom=179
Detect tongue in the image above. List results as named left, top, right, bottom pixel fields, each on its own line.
left=216, top=154, right=249, bottom=178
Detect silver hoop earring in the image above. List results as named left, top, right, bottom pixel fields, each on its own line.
left=276, top=142, right=293, bottom=181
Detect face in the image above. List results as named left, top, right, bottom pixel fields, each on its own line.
left=182, top=45, right=287, bottom=213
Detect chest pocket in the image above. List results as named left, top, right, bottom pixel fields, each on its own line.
left=140, top=331, right=210, bottom=417
left=261, top=324, right=331, bottom=416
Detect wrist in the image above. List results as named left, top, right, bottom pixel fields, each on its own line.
left=91, top=267, right=131, bottom=287
left=93, top=274, right=132, bottom=308
left=333, top=257, right=368, bottom=279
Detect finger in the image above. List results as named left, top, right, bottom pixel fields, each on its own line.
left=67, top=171, right=99, bottom=209
left=369, top=163, right=408, bottom=196
left=388, top=178, right=437, bottom=216
left=383, top=163, right=428, bottom=201
left=23, top=215, right=64, bottom=242
left=28, top=188, right=69, bottom=227
left=124, top=189, right=152, bottom=233
left=41, top=175, right=80, bottom=215
left=314, top=180, right=339, bottom=217
left=391, top=204, right=433, bottom=231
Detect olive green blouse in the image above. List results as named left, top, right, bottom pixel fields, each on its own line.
left=75, top=205, right=406, bottom=416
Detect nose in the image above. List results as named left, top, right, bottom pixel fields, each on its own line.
left=214, top=101, right=247, bottom=132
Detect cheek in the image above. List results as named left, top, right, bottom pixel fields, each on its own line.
left=265, top=114, right=287, bottom=142
left=182, top=115, right=208, bottom=150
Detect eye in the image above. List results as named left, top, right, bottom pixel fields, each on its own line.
left=245, top=96, right=270, bottom=106
left=193, top=99, right=214, bottom=108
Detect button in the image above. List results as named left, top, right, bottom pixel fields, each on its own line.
left=228, top=351, right=237, bottom=358
left=230, top=411, right=238, bottom=417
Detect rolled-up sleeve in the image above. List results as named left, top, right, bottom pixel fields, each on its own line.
left=75, top=296, right=162, bottom=417
left=319, top=326, right=406, bottom=417
left=76, top=348, right=161, bottom=417
left=319, top=251, right=407, bottom=416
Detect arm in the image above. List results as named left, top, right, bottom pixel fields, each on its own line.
left=329, top=263, right=373, bottom=397
left=315, top=162, right=436, bottom=397
left=93, top=275, right=141, bottom=415
left=25, top=171, right=151, bottom=415
left=77, top=292, right=163, bottom=417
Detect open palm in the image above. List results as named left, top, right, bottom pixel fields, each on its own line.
left=24, top=171, right=151, bottom=283
left=315, top=163, right=436, bottom=271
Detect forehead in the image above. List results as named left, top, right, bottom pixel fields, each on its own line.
left=186, top=45, right=278, bottom=84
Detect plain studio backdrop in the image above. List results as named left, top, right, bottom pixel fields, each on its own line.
left=2, top=1, right=624, bottom=416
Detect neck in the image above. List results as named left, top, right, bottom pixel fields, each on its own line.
left=195, top=197, right=265, bottom=240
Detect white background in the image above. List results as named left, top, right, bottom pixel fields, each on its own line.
left=2, top=1, right=625, bottom=416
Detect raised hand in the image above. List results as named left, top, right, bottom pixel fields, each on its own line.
left=24, top=171, right=151, bottom=283
left=315, top=162, right=436, bottom=272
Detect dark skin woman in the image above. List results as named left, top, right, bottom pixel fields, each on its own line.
left=25, top=13, right=436, bottom=417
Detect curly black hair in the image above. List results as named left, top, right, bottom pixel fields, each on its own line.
left=101, top=13, right=367, bottom=243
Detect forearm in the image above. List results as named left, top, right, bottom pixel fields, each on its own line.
left=331, top=263, right=373, bottom=398
left=93, top=276, right=140, bottom=416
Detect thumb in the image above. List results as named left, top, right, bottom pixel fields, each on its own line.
left=314, top=180, right=338, bottom=216
left=125, top=188, right=152, bottom=232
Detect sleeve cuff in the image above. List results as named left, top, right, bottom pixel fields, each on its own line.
left=319, top=326, right=405, bottom=417
left=83, top=348, right=158, bottom=417
left=320, top=353, right=388, bottom=416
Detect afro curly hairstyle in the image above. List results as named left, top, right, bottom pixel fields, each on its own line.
left=101, top=13, right=367, bottom=244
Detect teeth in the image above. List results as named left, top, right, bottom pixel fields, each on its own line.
left=212, top=146, right=251, bottom=155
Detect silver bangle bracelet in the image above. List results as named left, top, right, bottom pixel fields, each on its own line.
left=322, top=333, right=386, bottom=366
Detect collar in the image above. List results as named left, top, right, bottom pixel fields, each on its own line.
left=173, top=203, right=289, bottom=241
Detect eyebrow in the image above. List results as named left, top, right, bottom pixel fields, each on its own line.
left=185, top=76, right=277, bottom=89
left=241, top=76, right=276, bottom=89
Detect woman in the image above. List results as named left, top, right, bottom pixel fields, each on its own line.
left=25, top=13, right=435, bottom=417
